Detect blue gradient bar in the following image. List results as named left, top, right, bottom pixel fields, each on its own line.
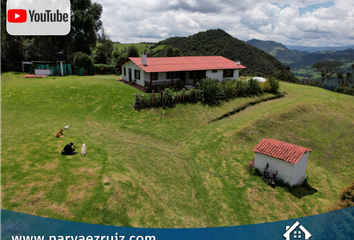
left=2, top=207, right=354, bottom=240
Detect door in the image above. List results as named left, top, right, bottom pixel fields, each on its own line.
left=129, top=69, right=132, bottom=82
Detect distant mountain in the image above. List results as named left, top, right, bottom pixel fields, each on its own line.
left=246, top=39, right=305, bottom=63
left=246, top=39, right=354, bottom=79
left=153, top=29, right=297, bottom=82
left=286, top=45, right=354, bottom=53
left=289, top=49, right=354, bottom=70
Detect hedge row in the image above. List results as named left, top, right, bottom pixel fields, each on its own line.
left=334, top=86, right=354, bottom=96
left=199, top=78, right=280, bottom=105
left=93, top=64, right=117, bottom=74
left=134, top=88, right=203, bottom=108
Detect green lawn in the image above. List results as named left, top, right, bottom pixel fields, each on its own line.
left=1, top=72, right=354, bottom=228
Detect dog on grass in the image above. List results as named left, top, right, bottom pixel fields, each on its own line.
left=81, top=143, right=86, bottom=155
left=56, top=129, right=64, bottom=138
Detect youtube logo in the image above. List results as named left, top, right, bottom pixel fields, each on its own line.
left=8, top=9, right=27, bottom=23
left=7, top=0, right=70, bottom=35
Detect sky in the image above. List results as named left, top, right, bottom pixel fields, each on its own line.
left=93, top=0, right=354, bottom=47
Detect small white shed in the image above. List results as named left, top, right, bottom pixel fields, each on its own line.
left=253, top=139, right=313, bottom=186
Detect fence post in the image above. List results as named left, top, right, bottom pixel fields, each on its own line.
left=161, top=91, right=164, bottom=106
left=183, top=89, right=185, bottom=101
left=152, top=90, right=154, bottom=106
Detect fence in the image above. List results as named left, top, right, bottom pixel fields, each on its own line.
left=133, top=89, right=203, bottom=108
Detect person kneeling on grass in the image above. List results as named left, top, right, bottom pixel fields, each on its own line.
left=61, top=142, right=77, bottom=155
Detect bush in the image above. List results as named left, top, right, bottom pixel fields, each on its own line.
left=334, top=86, right=354, bottom=96
left=329, top=181, right=354, bottom=211
left=260, top=80, right=271, bottom=92
left=220, top=79, right=237, bottom=100
left=199, top=78, right=225, bottom=105
left=235, top=80, right=249, bottom=96
left=176, top=79, right=185, bottom=89
left=73, top=52, right=94, bottom=74
left=268, top=77, right=280, bottom=92
left=145, top=84, right=171, bottom=93
left=93, top=64, right=116, bottom=74
left=247, top=78, right=262, bottom=95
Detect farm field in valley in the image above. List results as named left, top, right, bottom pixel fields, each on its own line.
left=1, top=72, right=354, bottom=228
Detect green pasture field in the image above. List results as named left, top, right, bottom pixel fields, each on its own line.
left=1, top=72, right=354, bottom=228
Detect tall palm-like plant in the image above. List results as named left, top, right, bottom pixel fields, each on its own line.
left=199, top=78, right=225, bottom=105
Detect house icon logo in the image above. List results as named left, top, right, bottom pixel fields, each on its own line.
left=283, top=221, right=312, bottom=240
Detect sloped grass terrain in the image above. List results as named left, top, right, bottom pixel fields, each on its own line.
left=1, top=72, right=354, bottom=227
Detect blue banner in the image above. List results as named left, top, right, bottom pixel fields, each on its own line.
left=2, top=207, right=354, bottom=240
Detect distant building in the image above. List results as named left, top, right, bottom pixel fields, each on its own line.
left=117, top=53, right=246, bottom=87
left=253, top=139, right=312, bottom=186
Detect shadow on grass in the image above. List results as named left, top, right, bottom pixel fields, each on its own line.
left=288, top=183, right=318, bottom=199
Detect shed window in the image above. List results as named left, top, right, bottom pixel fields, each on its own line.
left=212, top=70, right=218, bottom=73
left=124, top=67, right=126, bottom=76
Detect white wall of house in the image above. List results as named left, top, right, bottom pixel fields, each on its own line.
left=234, top=70, right=239, bottom=80
left=144, top=72, right=173, bottom=86
left=122, top=61, right=145, bottom=86
left=206, top=70, right=223, bottom=81
left=254, top=153, right=295, bottom=186
left=291, top=152, right=309, bottom=185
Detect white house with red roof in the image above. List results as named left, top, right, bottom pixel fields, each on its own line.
left=118, top=52, right=247, bottom=87
left=253, top=139, right=313, bottom=186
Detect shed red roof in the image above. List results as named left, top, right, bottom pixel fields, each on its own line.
left=127, top=56, right=247, bottom=73
left=253, top=139, right=313, bottom=164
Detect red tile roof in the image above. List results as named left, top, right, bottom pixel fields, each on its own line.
left=127, top=56, right=247, bottom=73
left=253, top=139, right=313, bottom=164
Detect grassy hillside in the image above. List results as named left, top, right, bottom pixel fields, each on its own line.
left=1, top=72, right=354, bottom=227
left=112, top=43, right=165, bottom=56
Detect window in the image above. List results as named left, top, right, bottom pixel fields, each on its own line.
left=174, top=71, right=180, bottom=78
left=212, top=70, right=218, bottom=73
left=223, top=69, right=234, bottom=78
left=124, top=67, right=126, bottom=76
left=166, top=72, right=180, bottom=79
left=134, top=70, right=140, bottom=80
left=189, top=71, right=206, bottom=80
left=151, top=72, right=158, bottom=80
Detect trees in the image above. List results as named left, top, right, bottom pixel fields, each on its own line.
left=165, top=46, right=174, bottom=57
left=127, top=45, right=139, bottom=57
left=165, top=46, right=183, bottom=57
left=312, top=61, right=343, bottom=87
left=70, top=0, right=103, bottom=55
left=100, top=27, right=113, bottom=58
left=73, top=52, right=94, bottom=73
left=337, top=63, right=354, bottom=87
left=95, top=45, right=107, bottom=64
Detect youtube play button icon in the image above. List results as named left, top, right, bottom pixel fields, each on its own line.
left=8, top=9, right=27, bottom=23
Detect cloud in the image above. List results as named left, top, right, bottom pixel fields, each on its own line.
left=93, top=0, right=354, bottom=47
